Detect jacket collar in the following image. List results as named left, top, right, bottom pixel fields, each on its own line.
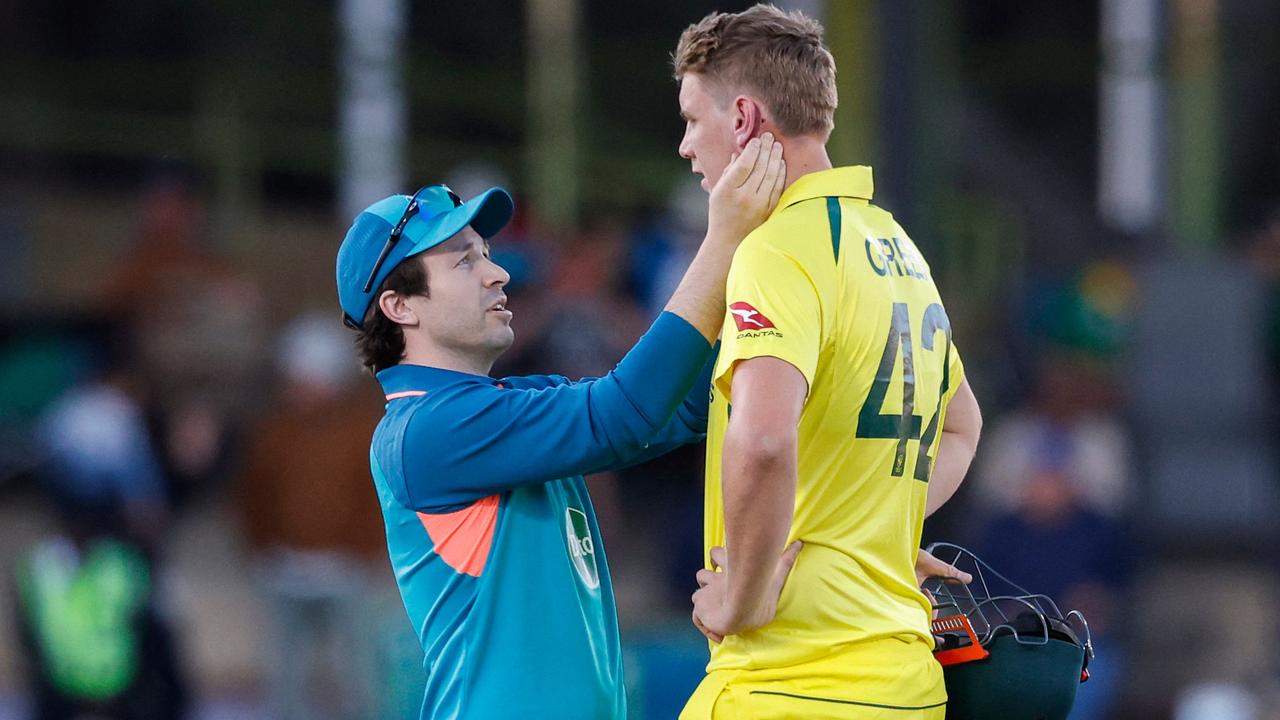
left=375, top=363, right=492, bottom=399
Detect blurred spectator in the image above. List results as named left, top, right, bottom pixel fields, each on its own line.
left=102, top=173, right=265, bottom=505
left=977, top=263, right=1137, bottom=519
left=237, top=312, right=397, bottom=720
left=34, top=338, right=169, bottom=550
left=973, top=450, right=1128, bottom=629
left=15, top=330, right=187, bottom=719
left=972, top=454, right=1128, bottom=720
left=535, top=223, right=649, bottom=380
left=100, top=172, right=226, bottom=319
left=974, top=351, right=1132, bottom=518
left=14, top=530, right=186, bottom=720
left=626, top=176, right=707, bottom=318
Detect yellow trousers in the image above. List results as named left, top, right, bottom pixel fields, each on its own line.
left=680, top=639, right=946, bottom=720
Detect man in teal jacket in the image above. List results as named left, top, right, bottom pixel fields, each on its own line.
left=335, top=137, right=786, bottom=718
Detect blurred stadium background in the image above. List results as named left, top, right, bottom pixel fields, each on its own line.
left=1, top=0, right=1278, bottom=718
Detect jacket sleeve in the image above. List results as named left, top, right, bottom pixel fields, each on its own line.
left=397, top=312, right=712, bottom=510
left=609, top=342, right=717, bottom=469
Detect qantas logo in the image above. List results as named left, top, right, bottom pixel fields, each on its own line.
left=729, top=302, right=775, bottom=331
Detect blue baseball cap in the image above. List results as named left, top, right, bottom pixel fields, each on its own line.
left=336, top=184, right=514, bottom=329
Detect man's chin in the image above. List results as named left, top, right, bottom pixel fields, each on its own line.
left=486, top=328, right=516, bottom=355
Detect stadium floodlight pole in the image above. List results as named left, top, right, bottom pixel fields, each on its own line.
left=525, top=0, right=582, bottom=234
left=1098, top=0, right=1163, bottom=237
left=338, top=0, right=408, bottom=222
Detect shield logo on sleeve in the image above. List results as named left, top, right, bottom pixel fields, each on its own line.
left=564, top=507, right=600, bottom=590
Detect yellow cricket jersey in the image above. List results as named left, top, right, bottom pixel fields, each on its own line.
left=703, top=166, right=965, bottom=699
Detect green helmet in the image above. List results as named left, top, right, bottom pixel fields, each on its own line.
left=923, top=543, right=1093, bottom=720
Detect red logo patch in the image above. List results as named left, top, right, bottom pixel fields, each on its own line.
left=729, top=302, right=775, bottom=331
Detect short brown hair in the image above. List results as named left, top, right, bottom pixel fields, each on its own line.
left=354, top=255, right=429, bottom=374
left=673, top=4, right=837, bottom=139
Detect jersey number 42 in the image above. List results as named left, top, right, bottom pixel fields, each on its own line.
left=855, top=302, right=952, bottom=482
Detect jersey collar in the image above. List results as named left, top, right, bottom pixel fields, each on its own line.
left=376, top=362, right=492, bottom=398
left=772, top=165, right=874, bottom=219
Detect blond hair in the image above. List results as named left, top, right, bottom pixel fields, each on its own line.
left=673, top=4, right=837, bottom=139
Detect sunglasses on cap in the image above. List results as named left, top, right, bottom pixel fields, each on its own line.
left=362, top=184, right=463, bottom=294
left=342, top=185, right=464, bottom=330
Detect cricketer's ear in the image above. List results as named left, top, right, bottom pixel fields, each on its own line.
left=378, top=290, right=421, bottom=328
left=732, top=96, right=766, bottom=150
